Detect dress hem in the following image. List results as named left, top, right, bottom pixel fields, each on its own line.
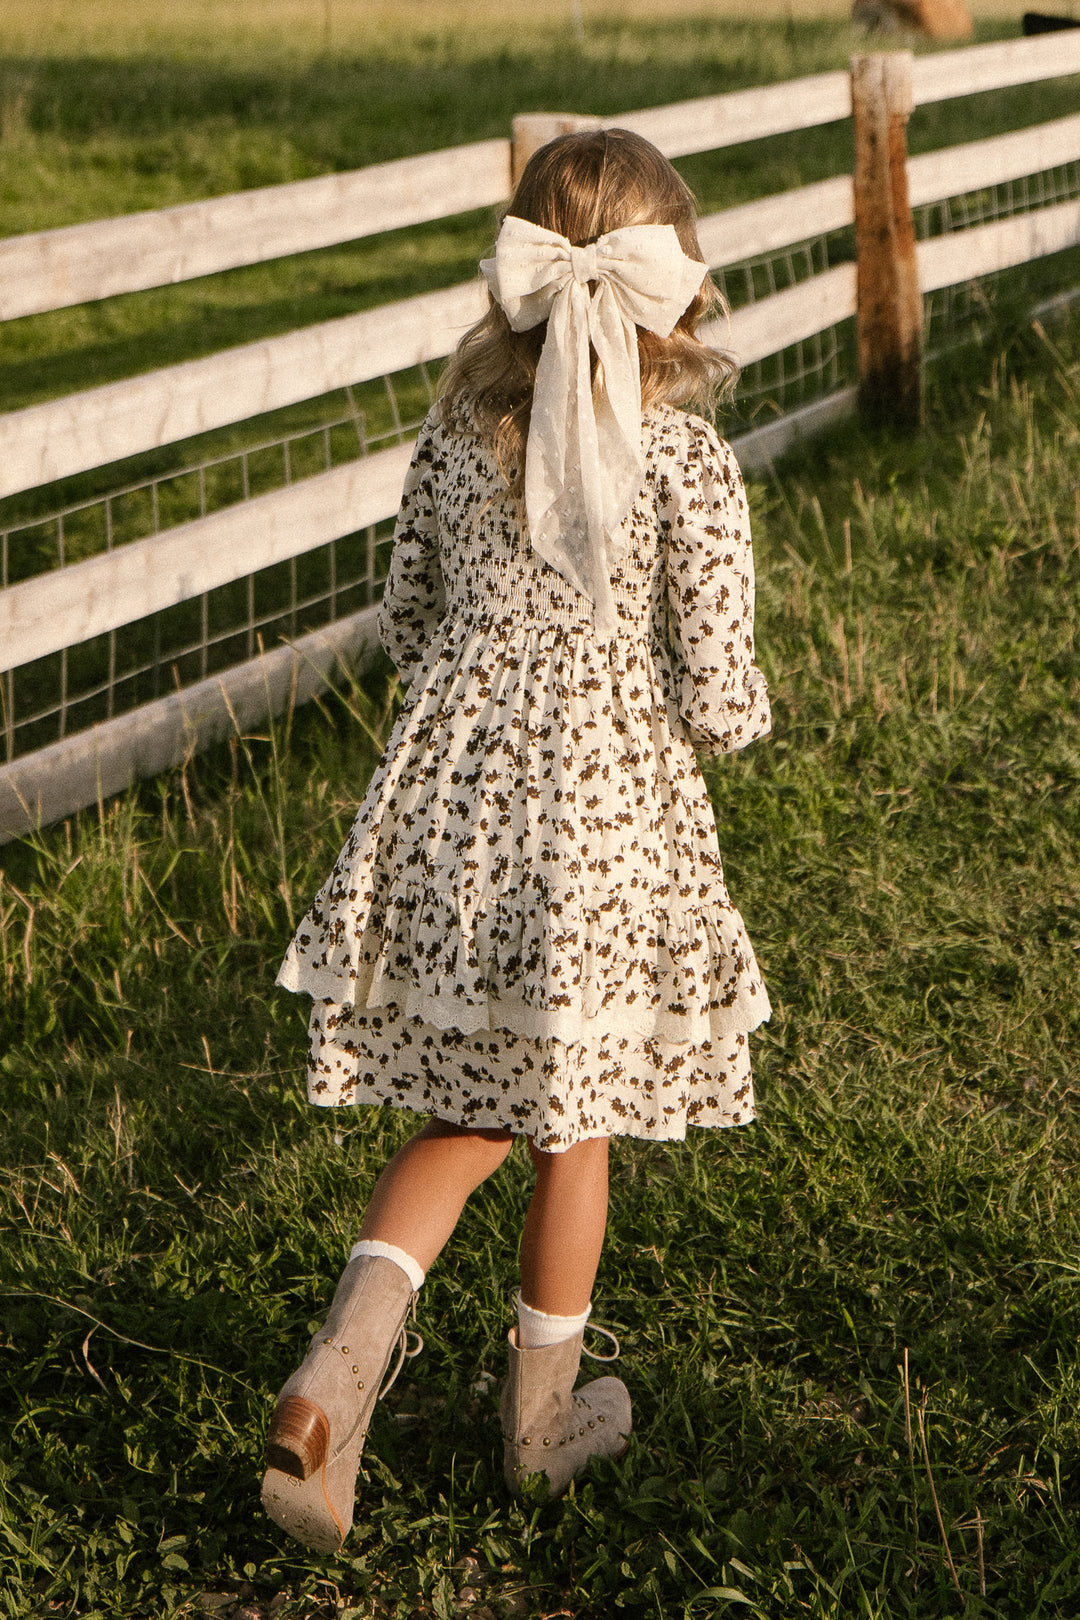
left=305, top=1088, right=758, bottom=1152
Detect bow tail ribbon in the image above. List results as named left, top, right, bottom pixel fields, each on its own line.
left=481, top=217, right=708, bottom=637
left=590, top=280, right=647, bottom=556
left=526, top=281, right=620, bottom=632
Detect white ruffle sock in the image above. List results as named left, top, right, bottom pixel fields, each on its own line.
left=349, top=1238, right=426, bottom=1292
left=516, top=1290, right=591, bottom=1349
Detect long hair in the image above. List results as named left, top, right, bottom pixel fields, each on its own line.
left=438, top=128, right=737, bottom=493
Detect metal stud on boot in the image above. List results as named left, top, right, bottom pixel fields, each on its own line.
left=260, top=1255, right=421, bottom=1552
left=499, top=1325, right=631, bottom=1498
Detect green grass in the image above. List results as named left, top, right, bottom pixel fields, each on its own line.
left=3, top=9, right=1080, bottom=1613
left=0, top=7, right=1063, bottom=423
left=2, top=309, right=1079, bottom=1617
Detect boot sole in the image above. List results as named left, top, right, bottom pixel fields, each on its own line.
left=266, top=1395, right=330, bottom=1481
left=261, top=1462, right=346, bottom=1554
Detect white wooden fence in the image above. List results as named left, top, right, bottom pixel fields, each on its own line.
left=2, top=31, right=1080, bottom=840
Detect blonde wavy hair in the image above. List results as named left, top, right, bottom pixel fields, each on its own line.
left=438, top=128, right=737, bottom=494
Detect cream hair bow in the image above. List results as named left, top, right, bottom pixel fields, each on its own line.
left=481, top=216, right=706, bottom=636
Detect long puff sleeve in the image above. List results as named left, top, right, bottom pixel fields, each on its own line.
left=660, top=418, right=771, bottom=756
left=377, top=421, right=447, bottom=683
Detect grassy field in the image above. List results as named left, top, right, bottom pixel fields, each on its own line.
left=0, top=0, right=1032, bottom=58
left=3, top=7, right=1080, bottom=1616
left=0, top=0, right=1063, bottom=429
left=2, top=308, right=1080, bottom=1618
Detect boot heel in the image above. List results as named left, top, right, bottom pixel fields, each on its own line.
left=262, top=1256, right=421, bottom=1550
left=266, top=1396, right=330, bottom=1481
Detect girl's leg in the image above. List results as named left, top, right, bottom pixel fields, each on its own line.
left=263, top=1117, right=514, bottom=1551
left=519, top=1135, right=609, bottom=1316
left=356, top=1117, right=515, bottom=1273
left=501, top=1135, right=630, bottom=1499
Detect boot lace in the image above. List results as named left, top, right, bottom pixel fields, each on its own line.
left=378, top=1296, right=424, bottom=1399
left=581, top=1322, right=621, bottom=1362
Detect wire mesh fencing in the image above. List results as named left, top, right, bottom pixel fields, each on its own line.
left=716, top=231, right=854, bottom=430
left=919, top=155, right=1080, bottom=356
left=1, top=366, right=437, bottom=763
left=4, top=149, right=1080, bottom=775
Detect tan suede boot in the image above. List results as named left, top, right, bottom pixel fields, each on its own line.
left=499, top=1327, right=632, bottom=1498
left=260, top=1255, right=419, bottom=1553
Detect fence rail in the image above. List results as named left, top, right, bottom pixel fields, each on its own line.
left=907, top=111, right=1080, bottom=204
left=0, top=282, right=485, bottom=501
left=0, top=444, right=413, bottom=673
left=6, top=30, right=1078, bottom=326
left=918, top=195, right=1080, bottom=290
left=908, top=28, right=1080, bottom=101
left=0, top=141, right=511, bottom=323
left=0, top=608, right=384, bottom=838
left=3, top=31, right=1080, bottom=839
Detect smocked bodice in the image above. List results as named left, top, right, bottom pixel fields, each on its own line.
left=378, top=403, right=771, bottom=756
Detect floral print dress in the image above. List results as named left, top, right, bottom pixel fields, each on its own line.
left=277, top=403, right=772, bottom=1151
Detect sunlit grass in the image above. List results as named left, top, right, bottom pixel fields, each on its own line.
left=0, top=3, right=1065, bottom=427
left=0, top=0, right=1028, bottom=62
left=2, top=313, right=1079, bottom=1618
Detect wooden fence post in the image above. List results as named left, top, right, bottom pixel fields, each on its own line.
left=511, top=113, right=603, bottom=188
left=851, top=52, right=923, bottom=428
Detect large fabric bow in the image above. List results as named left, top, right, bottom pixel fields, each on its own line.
left=481, top=217, right=706, bottom=636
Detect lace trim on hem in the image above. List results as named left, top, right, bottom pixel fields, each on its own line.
left=357, top=984, right=770, bottom=1045
left=277, top=878, right=772, bottom=1046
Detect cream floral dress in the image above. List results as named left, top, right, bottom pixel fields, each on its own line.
left=277, top=403, right=772, bottom=1151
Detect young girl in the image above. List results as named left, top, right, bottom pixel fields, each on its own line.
left=262, top=128, right=772, bottom=1555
